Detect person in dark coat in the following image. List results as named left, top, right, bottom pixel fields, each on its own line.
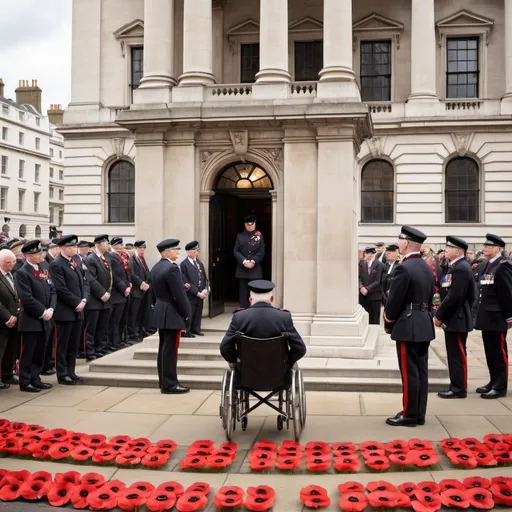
left=84, top=234, right=113, bottom=360
left=128, top=241, right=150, bottom=343
left=150, top=238, right=191, bottom=394
left=359, top=247, right=385, bottom=325
left=0, top=249, right=20, bottom=389
left=45, top=240, right=60, bottom=265
left=49, top=235, right=89, bottom=385
left=8, top=239, right=25, bottom=273
left=434, top=236, right=476, bottom=399
left=107, top=238, right=131, bottom=351
left=234, top=215, right=265, bottom=309
left=15, top=240, right=57, bottom=393
left=383, top=226, right=435, bottom=427
left=382, top=244, right=400, bottom=303
left=375, top=242, right=387, bottom=264
left=220, top=280, right=307, bottom=367
left=474, top=233, right=512, bottom=399
left=181, top=241, right=209, bottom=338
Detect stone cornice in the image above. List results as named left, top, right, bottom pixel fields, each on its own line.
left=0, top=141, right=51, bottom=160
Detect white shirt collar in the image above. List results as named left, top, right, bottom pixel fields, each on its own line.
left=403, top=251, right=421, bottom=260
left=27, top=261, right=39, bottom=270
left=0, top=268, right=9, bottom=277
left=450, top=255, right=465, bottom=267
left=490, top=254, right=501, bottom=264
left=188, top=257, right=196, bottom=265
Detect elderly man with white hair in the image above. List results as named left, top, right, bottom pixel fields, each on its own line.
left=0, top=249, right=20, bottom=389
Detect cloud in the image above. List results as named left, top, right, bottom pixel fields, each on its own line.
left=0, top=0, right=72, bottom=113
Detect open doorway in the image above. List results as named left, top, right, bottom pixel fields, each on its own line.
left=209, top=162, right=273, bottom=317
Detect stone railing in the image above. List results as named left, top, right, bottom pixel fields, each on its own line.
left=444, top=100, right=483, bottom=111
left=367, top=102, right=393, bottom=114
left=289, top=82, right=318, bottom=96
left=207, top=85, right=253, bottom=99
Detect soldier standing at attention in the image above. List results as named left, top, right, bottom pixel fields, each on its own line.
left=434, top=236, right=476, bottom=399
left=383, top=226, right=435, bottom=427
left=474, top=234, right=512, bottom=399
left=234, top=215, right=265, bottom=309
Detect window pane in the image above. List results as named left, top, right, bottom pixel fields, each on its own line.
left=294, top=41, right=323, bottom=81
left=445, top=157, right=479, bottom=223
left=446, top=37, right=479, bottom=98
left=361, top=160, right=394, bottom=223
left=108, top=161, right=135, bottom=222
left=215, top=163, right=273, bottom=190
left=360, top=40, right=392, bottom=102
left=240, top=43, right=260, bottom=84
left=131, top=47, right=144, bottom=90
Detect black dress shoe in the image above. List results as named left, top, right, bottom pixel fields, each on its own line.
left=161, top=385, right=190, bottom=394
left=481, top=389, right=506, bottom=399
left=191, top=331, right=204, bottom=336
left=58, top=376, right=76, bottom=385
left=20, top=384, right=40, bottom=393
left=418, top=418, right=426, bottom=426
left=42, top=368, right=56, bottom=376
left=0, top=382, right=10, bottom=390
left=386, top=414, right=418, bottom=427
left=86, top=355, right=96, bottom=362
left=2, top=377, right=18, bottom=385
left=31, top=381, right=53, bottom=390
left=476, top=384, right=491, bottom=394
left=438, top=390, right=467, bottom=399
left=70, top=375, right=84, bottom=383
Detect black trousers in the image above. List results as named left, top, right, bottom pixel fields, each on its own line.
left=482, top=331, right=509, bottom=393
left=55, top=320, right=82, bottom=379
left=365, top=299, right=381, bottom=325
left=396, top=340, right=430, bottom=421
left=43, top=322, right=55, bottom=371
left=119, top=300, right=129, bottom=343
left=108, top=303, right=125, bottom=349
left=127, top=297, right=142, bottom=340
left=189, top=301, right=204, bottom=334
left=19, top=331, right=46, bottom=388
left=85, top=308, right=110, bottom=357
left=0, top=329, right=19, bottom=381
left=444, top=331, right=468, bottom=393
left=239, top=279, right=251, bottom=309
left=157, top=329, right=181, bottom=390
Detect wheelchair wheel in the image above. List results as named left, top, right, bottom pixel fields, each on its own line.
left=297, top=367, right=307, bottom=427
left=220, top=371, right=228, bottom=429
left=224, top=370, right=236, bottom=441
left=290, top=368, right=302, bottom=442
left=277, top=415, right=284, bottom=431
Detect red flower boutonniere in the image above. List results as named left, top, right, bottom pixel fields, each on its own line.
left=70, top=260, right=77, bottom=270
left=102, top=260, right=109, bottom=269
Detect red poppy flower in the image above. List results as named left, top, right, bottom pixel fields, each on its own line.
left=180, top=455, right=207, bottom=469
left=81, top=472, right=105, bottom=488
left=463, top=477, right=490, bottom=489
left=447, top=449, right=478, bottom=468
left=82, top=434, right=108, bottom=449
left=11, top=422, right=28, bottom=432
left=278, top=441, right=302, bottom=455
left=367, top=481, right=397, bottom=493
left=126, top=481, right=154, bottom=495
left=120, top=444, right=147, bottom=456
left=411, top=490, right=442, bottom=512
left=367, top=491, right=397, bottom=508
left=141, top=453, right=170, bottom=468
left=439, top=479, right=465, bottom=492
left=87, top=488, right=118, bottom=511
left=71, top=445, right=94, bottom=461
left=359, top=440, right=384, bottom=451
left=305, top=441, right=330, bottom=453
left=461, top=437, right=481, bottom=448
left=389, top=452, right=413, bottom=467
left=0, top=482, right=23, bottom=501
left=249, top=448, right=277, bottom=461
left=48, top=441, right=75, bottom=460
left=55, top=470, right=82, bottom=486
left=300, top=486, right=327, bottom=502
left=409, top=438, right=433, bottom=451
left=147, top=490, right=177, bottom=511
left=115, top=453, right=142, bottom=466
left=156, top=481, right=184, bottom=497
left=70, top=483, right=97, bottom=509
left=110, top=435, right=132, bottom=447
left=42, top=428, right=69, bottom=441
left=301, top=492, right=331, bottom=508
left=47, top=482, right=73, bottom=507
left=219, top=441, right=237, bottom=453
left=190, top=439, right=214, bottom=452
left=245, top=495, right=274, bottom=511
left=156, top=439, right=177, bottom=452
left=127, top=437, right=152, bottom=449
left=214, top=491, right=243, bottom=508
left=474, top=450, right=498, bottom=466
left=147, top=446, right=173, bottom=457
left=0, top=438, right=21, bottom=454
left=306, top=453, right=331, bottom=472
left=385, top=439, right=409, bottom=453
left=332, top=442, right=356, bottom=452
left=215, top=486, right=244, bottom=501
left=20, top=479, right=50, bottom=500
left=365, top=456, right=390, bottom=471
left=5, top=470, right=30, bottom=483
left=361, top=449, right=386, bottom=459
left=440, top=489, right=471, bottom=508
left=334, top=456, right=361, bottom=472
left=417, top=482, right=440, bottom=494
left=28, top=471, right=52, bottom=484
left=467, top=488, right=494, bottom=510
left=253, top=440, right=277, bottom=452
left=412, top=450, right=441, bottom=467
left=117, top=488, right=148, bottom=511
left=333, top=450, right=358, bottom=457
left=491, top=441, right=510, bottom=454
left=249, top=457, right=275, bottom=470
left=186, top=483, right=210, bottom=495
left=491, top=476, right=512, bottom=486
left=483, top=433, right=504, bottom=447
left=0, top=419, right=11, bottom=432
left=276, top=455, right=302, bottom=470
left=338, top=482, right=365, bottom=494
left=339, top=492, right=368, bottom=512
left=176, top=491, right=209, bottom=511
left=490, top=483, right=512, bottom=506
left=92, top=446, right=118, bottom=463
left=496, top=451, right=512, bottom=464
left=68, top=432, right=86, bottom=445
left=103, top=480, right=126, bottom=494
left=398, top=482, right=418, bottom=496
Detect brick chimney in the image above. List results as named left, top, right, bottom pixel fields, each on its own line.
left=47, top=104, right=64, bottom=126
left=0, top=78, right=4, bottom=98
left=15, top=79, right=42, bottom=113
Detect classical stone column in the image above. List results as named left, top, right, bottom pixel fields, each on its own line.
left=179, top=0, right=215, bottom=85
left=502, top=0, right=512, bottom=113
left=255, top=0, right=290, bottom=83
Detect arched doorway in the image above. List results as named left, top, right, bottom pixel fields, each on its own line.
left=19, top=224, right=26, bottom=238
left=35, top=225, right=42, bottom=238
left=209, top=162, right=273, bottom=317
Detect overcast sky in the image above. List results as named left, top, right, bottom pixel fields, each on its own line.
left=0, top=0, right=72, bottom=113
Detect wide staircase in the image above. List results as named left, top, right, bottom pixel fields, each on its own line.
left=83, top=314, right=449, bottom=392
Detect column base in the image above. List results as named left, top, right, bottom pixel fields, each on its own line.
left=501, top=93, right=512, bottom=114
left=178, top=71, right=216, bottom=86
left=316, top=80, right=361, bottom=101
left=319, top=66, right=356, bottom=82
left=133, top=86, right=173, bottom=105
left=255, top=68, right=291, bottom=83
left=405, top=95, right=441, bottom=117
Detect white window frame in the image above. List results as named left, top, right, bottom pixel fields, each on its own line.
left=49, top=186, right=54, bottom=199
left=18, top=111, right=24, bottom=122
left=18, top=189, right=25, bottom=212
left=19, top=160, right=25, bottom=179
left=49, top=167, right=54, bottom=178
left=18, top=132, right=24, bottom=146
left=1, top=105, right=8, bottom=116
left=35, top=164, right=40, bottom=183
left=35, top=137, right=40, bottom=150
left=58, top=208, right=63, bottom=226
left=1, top=155, right=7, bottom=175
left=288, top=17, right=324, bottom=82
left=1, top=127, right=7, bottom=141
left=59, top=169, right=64, bottom=181
left=35, top=117, right=40, bottom=127
left=34, top=191, right=40, bottom=213
left=0, top=187, right=7, bottom=210
left=50, top=148, right=54, bottom=157
left=59, top=189, right=64, bottom=201
left=49, top=207, right=54, bottom=224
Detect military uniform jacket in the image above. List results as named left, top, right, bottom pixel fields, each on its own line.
left=475, top=257, right=512, bottom=332
left=15, top=262, right=57, bottom=332
left=84, top=252, right=113, bottom=311
left=130, top=255, right=150, bottom=299
left=181, top=258, right=208, bottom=305
left=382, top=260, right=399, bottom=295
left=49, top=254, right=88, bottom=323
left=234, top=230, right=265, bottom=279
left=0, top=271, right=18, bottom=327
left=150, top=259, right=191, bottom=330
left=13, top=259, right=24, bottom=274
left=435, top=258, right=475, bottom=333
left=220, top=302, right=307, bottom=365
left=108, top=252, right=131, bottom=305
left=384, top=254, right=435, bottom=343
left=359, top=259, right=385, bottom=301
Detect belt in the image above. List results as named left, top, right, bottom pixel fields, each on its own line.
left=408, top=303, right=428, bottom=311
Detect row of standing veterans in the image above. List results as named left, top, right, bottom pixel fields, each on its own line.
left=383, top=226, right=510, bottom=428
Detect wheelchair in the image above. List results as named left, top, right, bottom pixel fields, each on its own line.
left=219, top=332, right=306, bottom=441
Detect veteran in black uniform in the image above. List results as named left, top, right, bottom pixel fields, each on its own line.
left=474, top=233, right=512, bottom=399
left=181, top=241, right=209, bottom=338
left=234, top=215, right=265, bottom=309
left=15, top=240, right=57, bottom=392
left=382, top=244, right=400, bottom=302
left=49, top=235, right=89, bottom=385
left=220, top=280, right=307, bottom=367
left=128, top=241, right=150, bottom=343
left=151, top=239, right=191, bottom=394
left=383, top=226, right=435, bottom=427
left=434, top=236, right=476, bottom=399
left=359, top=247, right=385, bottom=325
left=84, top=234, right=113, bottom=360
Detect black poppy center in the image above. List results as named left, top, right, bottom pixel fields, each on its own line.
left=59, top=447, right=70, bottom=453
left=477, top=453, right=486, bottom=459
left=11, top=485, right=19, bottom=491
left=215, top=459, right=223, bottom=463
left=86, top=479, right=98, bottom=485
left=377, top=486, right=386, bottom=491
left=80, top=490, right=89, bottom=497
left=226, top=490, right=237, bottom=496
left=473, top=482, right=481, bottom=487
left=425, top=496, right=433, bottom=503
left=127, top=493, right=139, bottom=499
left=374, top=460, right=384, bottom=465
left=343, top=459, right=352, bottom=463
left=475, top=494, right=485, bottom=500
left=110, top=486, right=120, bottom=493
left=189, top=496, right=200, bottom=503
left=79, top=450, right=88, bottom=455
left=502, top=491, right=511, bottom=497
left=192, top=458, right=200, bottom=463
left=420, top=455, right=429, bottom=460
left=256, top=489, right=267, bottom=495
left=348, top=496, right=359, bottom=503
left=99, top=494, right=110, bottom=500
left=466, top=441, right=476, bottom=445
left=226, top=498, right=235, bottom=504
left=284, top=459, right=293, bottom=465
left=313, top=459, right=322, bottom=464
left=136, top=486, right=148, bottom=491
left=5, top=443, right=14, bottom=448
left=460, top=455, right=469, bottom=460
left=312, top=451, right=322, bottom=457
left=91, top=439, right=101, bottom=444
left=378, top=497, right=389, bottom=502
left=151, top=457, right=158, bottom=462
left=125, top=455, right=136, bottom=460
left=117, top=439, right=126, bottom=444
left=451, top=496, right=462, bottom=502
left=58, top=489, right=67, bottom=497
left=255, top=498, right=266, bottom=503
left=312, top=498, right=321, bottom=503
left=157, top=495, right=168, bottom=501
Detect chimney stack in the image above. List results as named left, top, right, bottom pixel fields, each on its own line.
left=15, top=79, right=42, bottom=113
left=47, top=104, right=64, bottom=126
left=0, top=78, right=4, bottom=98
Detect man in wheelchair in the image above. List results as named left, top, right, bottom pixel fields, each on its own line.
left=220, top=280, right=307, bottom=369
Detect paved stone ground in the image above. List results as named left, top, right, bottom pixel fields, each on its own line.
left=0, top=328, right=511, bottom=511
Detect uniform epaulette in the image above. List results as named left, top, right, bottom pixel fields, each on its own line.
left=234, top=308, right=245, bottom=313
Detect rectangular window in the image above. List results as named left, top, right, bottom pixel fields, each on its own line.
left=446, top=38, right=479, bottom=99
left=58, top=209, right=63, bottom=226
left=49, top=167, right=54, bottom=178
left=294, top=41, right=323, bottom=82
left=49, top=186, right=54, bottom=199
left=360, top=40, right=392, bottom=102
left=131, top=46, right=144, bottom=91
left=240, top=43, right=260, bottom=84
left=18, top=189, right=25, bottom=212
left=19, top=132, right=24, bottom=146
left=19, top=111, right=24, bottom=122
left=19, top=160, right=24, bottom=179
left=1, top=105, right=8, bottom=116
left=1, top=127, right=7, bottom=140
left=59, top=169, right=64, bottom=180
left=59, top=151, right=62, bottom=158
left=49, top=207, right=54, bottom=224
left=0, top=187, right=7, bottom=210
left=33, top=192, right=40, bottom=213
left=50, top=148, right=54, bottom=157
left=35, top=117, right=40, bottom=126
left=59, top=189, right=64, bottom=201
left=35, top=137, right=40, bottom=150
left=1, top=155, right=7, bottom=175
left=35, top=164, right=40, bottom=183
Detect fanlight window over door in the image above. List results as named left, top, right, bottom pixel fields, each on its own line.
left=215, top=163, right=273, bottom=190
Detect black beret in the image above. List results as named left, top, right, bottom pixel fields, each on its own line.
left=484, top=233, right=506, bottom=248
left=248, top=280, right=275, bottom=294
left=94, top=234, right=109, bottom=244
left=446, top=236, right=468, bottom=252
left=110, top=237, right=123, bottom=246
left=244, top=215, right=257, bottom=224
left=134, top=241, right=146, bottom=248
left=125, top=243, right=134, bottom=249
left=398, top=225, right=427, bottom=244
left=185, top=241, right=199, bottom=251
left=56, top=234, right=78, bottom=247
left=157, top=238, right=180, bottom=252
left=386, top=244, right=399, bottom=251
left=22, top=239, right=42, bottom=254
left=364, top=247, right=376, bottom=254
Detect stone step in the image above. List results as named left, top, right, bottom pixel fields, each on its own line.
left=136, top=338, right=221, bottom=352
left=82, top=371, right=448, bottom=392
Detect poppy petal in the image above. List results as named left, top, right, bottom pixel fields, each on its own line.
left=55, top=471, right=82, bottom=486
left=129, top=481, right=156, bottom=494
left=463, top=477, right=491, bottom=489
left=156, top=481, right=185, bottom=497
left=439, top=479, right=465, bottom=492
left=339, top=492, right=368, bottom=512
left=367, top=491, right=397, bottom=508
left=19, top=480, right=51, bottom=500
left=467, top=488, right=495, bottom=510
left=440, top=489, right=471, bottom=509
left=117, top=488, right=148, bottom=511
left=244, top=495, right=274, bottom=512
left=364, top=456, right=390, bottom=471
left=47, top=482, right=73, bottom=507
left=70, top=483, right=97, bottom=509
left=367, top=481, right=397, bottom=493
left=176, top=491, right=209, bottom=512
left=146, top=490, right=177, bottom=512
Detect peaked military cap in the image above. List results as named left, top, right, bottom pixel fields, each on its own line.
left=364, top=247, right=376, bottom=254
left=185, top=241, right=199, bottom=251
left=446, top=236, right=468, bottom=252
left=94, top=234, right=109, bottom=244
left=125, top=243, right=134, bottom=249
left=244, top=215, right=257, bottom=224
left=56, top=234, right=78, bottom=247
left=248, top=280, right=275, bottom=294
left=134, top=241, right=146, bottom=248
left=375, top=242, right=385, bottom=248
left=386, top=244, right=399, bottom=251
left=157, top=239, right=180, bottom=252
left=8, top=239, right=23, bottom=250
left=110, top=237, right=123, bottom=246
left=398, top=225, right=427, bottom=244
left=484, top=233, right=505, bottom=248
left=22, top=239, right=42, bottom=254
left=78, top=240, right=92, bottom=248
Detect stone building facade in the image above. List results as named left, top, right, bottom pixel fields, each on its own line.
left=61, top=0, right=512, bottom=356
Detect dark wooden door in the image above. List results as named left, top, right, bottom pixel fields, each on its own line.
left=209, top=193, right=226, bottom=318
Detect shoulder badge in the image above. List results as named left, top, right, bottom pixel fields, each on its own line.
left=234, top=308, right=245, bottom=313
